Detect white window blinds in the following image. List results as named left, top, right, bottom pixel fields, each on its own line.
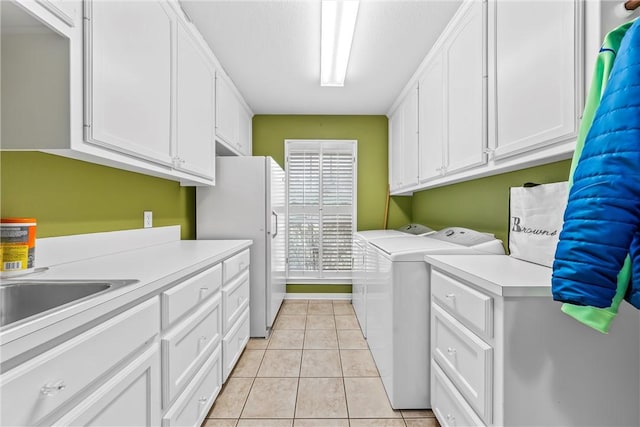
left=286, top=140, right=357, bottom=280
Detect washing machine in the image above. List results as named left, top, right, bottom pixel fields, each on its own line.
left=366, top=227, right=504, bottom=409
left=352, top=225, right=435, bottom=337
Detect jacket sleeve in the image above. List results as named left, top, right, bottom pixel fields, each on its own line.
left=552, top=19, right=640, bottom=308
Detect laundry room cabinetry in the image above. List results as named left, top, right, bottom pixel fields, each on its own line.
left=426, top=254, right=640, bottom=427
left=220, top=249, right=251, bottom=381
left=390, top=0, right=485, bottom=195
left=3, top=0, right=253, bottom=186
left=389, top=0, right=583, bottom=195
left=486, top=0, right=582, bottom=161
left=388, top=83, right=419, bottom=193
left=417, top=0, right=486, bottom=186
left=84, top=0, right=174, bottom=167
left=0, top=297, right=161, bottom=427
left=84, top=0, right=217, bottom=183
left=216, top=72, right=254, bottom=156
left=174, top=17, right=216, bottom=180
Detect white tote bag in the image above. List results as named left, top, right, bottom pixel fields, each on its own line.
left=509, top=181, right=569, bottom=267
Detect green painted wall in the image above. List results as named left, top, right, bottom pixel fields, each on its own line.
left=254, top=115, right=411, bottom=294
left=0, top=152, right=196, bottom=239
left=411, top=159, right=571, bottom=250
left=253, top=115, right=409, bottom=231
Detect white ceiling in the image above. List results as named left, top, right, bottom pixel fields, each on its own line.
left=180, top=0, right=463, bottom=115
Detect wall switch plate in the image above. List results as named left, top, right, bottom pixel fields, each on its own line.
left=143, top=211, right=153, bottom=228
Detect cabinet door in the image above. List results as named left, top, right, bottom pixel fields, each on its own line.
left=401, top=85, right=419, bottom=188
left=489, top=0, right=579, bottom=159
left=52, top=345, right=161, bottom=427
left=388, top=108, right=405, bottom=192
left=418, top=49, right=445, bottom=183
left=238, top=106, right=253, bottom=156
left=85, top=0, right=173, bottom=166
left=215, top=73, right=240, bottom=149
left=388, top=85, right=419, bottom=192
left=175, top=21, right=215, bottom=179
left=444, top=0, right=486, bottom=174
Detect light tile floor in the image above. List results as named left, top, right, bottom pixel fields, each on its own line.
left=202, top=300, right=440, bottom=427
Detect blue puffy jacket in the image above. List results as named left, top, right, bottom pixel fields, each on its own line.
left=552, top=18, right=640, bottom=310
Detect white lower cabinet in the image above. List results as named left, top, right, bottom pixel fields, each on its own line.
left=0, top=297, right=160, bottom=427
left=162, top=345, right=222, bottom=427
left=222, top=308, right=250, bottom=381
left=428, top=256, right=640, bottom=427
left=432, top=362, right=484, bottom=427
left=161, top=294, right=221, bottom=407
left=53, top=344, right=161, bottom=427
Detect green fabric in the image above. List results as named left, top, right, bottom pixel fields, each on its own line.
left=561, top=20, right=636, bottom=333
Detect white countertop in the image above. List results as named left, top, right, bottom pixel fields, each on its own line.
left=1, top=238, right=252, bottom=363
left=424, top=254, right=553, bottom=297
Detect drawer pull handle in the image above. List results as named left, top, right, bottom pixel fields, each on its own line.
left=198, top=396, right=208, bottom=404
left=41, top=380, right=66, bottom=396
left=447, top=347, right=457, bottom=356
left=446, top=413, right=456, bottom=422
left=445, top=293, right=456, bottom=299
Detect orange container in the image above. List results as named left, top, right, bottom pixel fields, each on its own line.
left=1, top=218, right=37, bottom=274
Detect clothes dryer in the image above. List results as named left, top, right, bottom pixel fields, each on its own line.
left=352, top=225, right=435, bottom=337
left=366, top=227, right=504, bottom=409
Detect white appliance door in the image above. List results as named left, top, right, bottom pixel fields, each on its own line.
left=267, top=157, right=286, bottom=328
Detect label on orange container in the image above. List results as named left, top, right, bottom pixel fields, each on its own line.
left=1, top=218, right=36, bottom=272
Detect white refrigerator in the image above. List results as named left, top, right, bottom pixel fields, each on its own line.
left=196, top=156, right=286, bottom=338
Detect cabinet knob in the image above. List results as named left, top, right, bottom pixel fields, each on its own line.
left=41, top=380, right=66, bottom=396
left=445, top=293, right=456, bottom=299
left=447, top=347, right=457, bottom=356
left=198, top=396, right=208, bottom=404
left=446, top=413, right=456, bottom=422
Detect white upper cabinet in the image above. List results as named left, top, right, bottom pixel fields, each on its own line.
left=3, top=0, right=252, bottom=186
left=488, top=0, right=581, bottom=160
left=174, top=19, right=216, bottom=180
left=388, top=83, right=419, bottom=193
left=238, top=106, right=253, bottom=156
left=390, top=0, right=583, bottom=194
left=417, top=0, right=485, bottom=186
left=215, top=72, right=253, bottom=156
left=443, top=0, right=486, bottom=174
left=418, top=49, right=445, bottom=183
left=84, top=0, right=174, bottom=166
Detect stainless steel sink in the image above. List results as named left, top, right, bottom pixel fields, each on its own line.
left=0, top=279, right=139, bottom=328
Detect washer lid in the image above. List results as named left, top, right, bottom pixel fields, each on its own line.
left=370, top=236, right=464, bottom=259
left=354, top=229, right=410, bottom=240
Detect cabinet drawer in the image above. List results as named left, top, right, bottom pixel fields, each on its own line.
left=162, top=294, right=221, bottom=407
left=162, top=344, right=222, bottom=427
left=432, top=361, right=485, bottom=427
left=432, top=304, right=492, bottom=423
left=222, top=307, right=250, bottom=382
left=432, top=269, right=493, bottom=338
left=0, top=297, right=159, bottom=427
left=162, top=263, right=222, bottom=329
left=222, top=269, right=250, bottom=334
left=222, top=249, right=250, bottom=282
left=52, top=344, right=160, bottom=427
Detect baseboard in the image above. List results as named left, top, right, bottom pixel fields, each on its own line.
left=285, top=293, right=352, bottom=301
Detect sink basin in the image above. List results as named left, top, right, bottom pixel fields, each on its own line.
left=0, top=279, right=138, bottom=328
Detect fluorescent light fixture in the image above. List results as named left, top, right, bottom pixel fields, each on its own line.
left=321, top=0, right=359, bottom=87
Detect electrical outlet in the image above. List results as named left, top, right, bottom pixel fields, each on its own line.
left=143, top=211, right=153, bottom=228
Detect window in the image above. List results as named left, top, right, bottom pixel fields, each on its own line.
left=285, top=140, right=357, bottom=281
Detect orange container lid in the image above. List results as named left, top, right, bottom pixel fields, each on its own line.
left=1, top=218, right=37, bottom=223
